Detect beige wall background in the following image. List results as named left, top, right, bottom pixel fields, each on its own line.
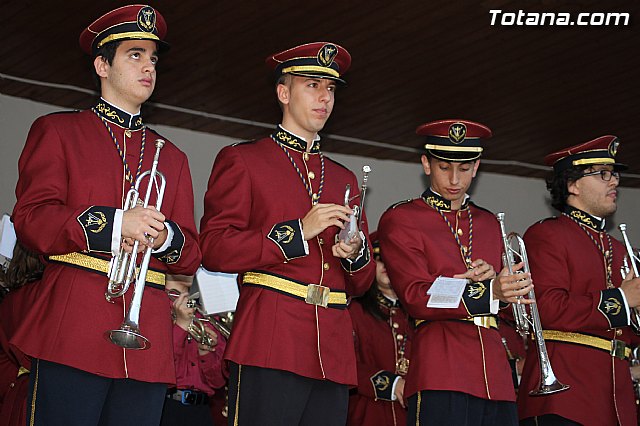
left=2, top=93, right=639, bottom=243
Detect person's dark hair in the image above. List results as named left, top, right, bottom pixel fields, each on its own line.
left=546, top=165, right=589, bottom=211
left=91, top=41, right=122, bottom=90
left=359, top=283, right=389, bottom=321
left=0, top=241, right=45, bottom=302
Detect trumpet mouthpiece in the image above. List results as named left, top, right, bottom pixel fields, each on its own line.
left=155, top=139, right=166, bottom=149
left=362, top=165, right=371, bottom=173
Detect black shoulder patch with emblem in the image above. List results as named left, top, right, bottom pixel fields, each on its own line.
left=268, top=219, right=307, bottom=261
left=369, top=370, right=397, bottom=401
left=77, top=206, right=115, bottom=253
left=461, top=278, right=493, bottom=316
left=598, top=288, right=628, bottom=329
left=154, top=220, right=185, bottom=264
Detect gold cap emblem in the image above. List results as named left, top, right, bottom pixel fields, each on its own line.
left=449, top=123, right=467, bottom=144
left=317, top=44, right=338, bottom=67
left=137, top=6, right=157, bottom=32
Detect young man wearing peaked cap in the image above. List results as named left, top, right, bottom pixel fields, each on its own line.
left=11, top=5, right=201, bottom=425
left=378, top=119, right=533, bottom=425
left=199, top=42, right=375, bottom=425
left=518, top=136, right=640, bottom=426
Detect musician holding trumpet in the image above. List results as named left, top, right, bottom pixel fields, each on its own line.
left=200, top=42, right=375, bottom=425
left=378, top=120, right=533, bottom=425
left=11, top=5, right=201, bottom=425
left=519, top=136, right=640, bottom=426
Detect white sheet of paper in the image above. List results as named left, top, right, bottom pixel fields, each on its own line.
left=0, top=214, right=16, bottom=259
left=194, top=267, right=239, bottom=315
left=426, top=276, right=467, bottom=309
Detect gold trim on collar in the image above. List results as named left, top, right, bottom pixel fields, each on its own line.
left=97, top=32, right=160, bottom=48
left=281, top=65, right=339, bottom=78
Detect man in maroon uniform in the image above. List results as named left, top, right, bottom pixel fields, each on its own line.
left=347, top=231, right=412, bottom=426
left=519, top=136, right=640, bottom=426
left=199, top=42, right=375, bottom=425
left=378, top=119, right=533, bottom=425
left=11, top=5, right=201, bottom=425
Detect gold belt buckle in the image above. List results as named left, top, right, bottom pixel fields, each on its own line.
left=473, top=316, right=491, bottom=329
left=610, top=339, right=627, bottom=360
left=306, top=284, right=330, bottom=308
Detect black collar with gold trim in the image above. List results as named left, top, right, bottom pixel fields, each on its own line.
left=564, top=206, right=605, bottom=231
left=377, top=292, right=400, bottom=309
left=421, top=188, right=469, bottom=212
left=272, top=125, right=321, bottom=153
left=93, top=100, right=144, bottom=130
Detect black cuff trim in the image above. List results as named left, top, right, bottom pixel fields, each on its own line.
left=598, top=288, right=628, bottom=329
left=77, top=206, right=115, bottom=253
left=267, top=219, right=306, bottom=261
left=340, top=233, right=371, bottom=273
left=461, top=278, right=492, bottom=316
left=154, top=220, right=184, bottom=264
left=370, top=370, right=397, bottom=401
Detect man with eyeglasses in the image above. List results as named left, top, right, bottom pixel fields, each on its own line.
left=518, top=136, right=640, bottom=426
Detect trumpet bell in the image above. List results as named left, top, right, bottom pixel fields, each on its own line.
left=529, top=380, right=570, bottom=397
left=105, top=325, right=150, bottom=350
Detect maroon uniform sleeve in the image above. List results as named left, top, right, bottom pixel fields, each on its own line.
left=200, top=145, right=308, bottom=272
left=378, top=205, right=489, bottom=321
left=154, top=152, right=201, bottom=275
left=13, top=116, right=96, bottom=255
left=524, top=221, right=625, bottom=331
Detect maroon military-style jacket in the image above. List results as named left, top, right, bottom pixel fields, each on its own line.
left=347, top=294, right=412, bottom=426
left=378, top=190, right=516, bottom=402
left=518, top=209, right=639, bottom=426
left=199, top=126, right=375, bottom=386
left=0, top=285, right=37, bottom=426
left=11, top=101, right=201, bottom=384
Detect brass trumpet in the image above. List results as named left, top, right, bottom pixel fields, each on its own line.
left=497, top=212, right=569, bottom=396
left=167, top=289, right=233, bottom=342
left=338, top=165, right=371, bottom=243
left=618, top=223, right=640, bottom=334
left=104, top=139, right=166, bottom=350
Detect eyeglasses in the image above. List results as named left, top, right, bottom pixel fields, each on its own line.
left=580, top=169, right=621, bottom=181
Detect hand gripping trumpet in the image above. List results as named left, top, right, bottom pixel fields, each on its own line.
left=497, top=212, right=569, bottom=396
left=618, top=223, right=640, bottom=334
left=338, top=165, right=371, bottom=243
left=167, top=290, right=232, bottom=345
left=104, top=139, right=167, bottom=350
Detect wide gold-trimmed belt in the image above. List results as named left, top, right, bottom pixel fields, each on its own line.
left=48, top=252, right=166, bottom=287
left=242, top=271, right=347, bottom=309
left=415, top=316, right=498, bottom=330
left=543, top=330, right=631, bottom=360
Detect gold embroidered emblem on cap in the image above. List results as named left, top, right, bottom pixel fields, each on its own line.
left=609, top=138, right=619, bottom=157
left=317, top=43, right=338, bottom=67
left=137, top=6, right=156, bottom=32
left=448, top=122, right=467, bottom=144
